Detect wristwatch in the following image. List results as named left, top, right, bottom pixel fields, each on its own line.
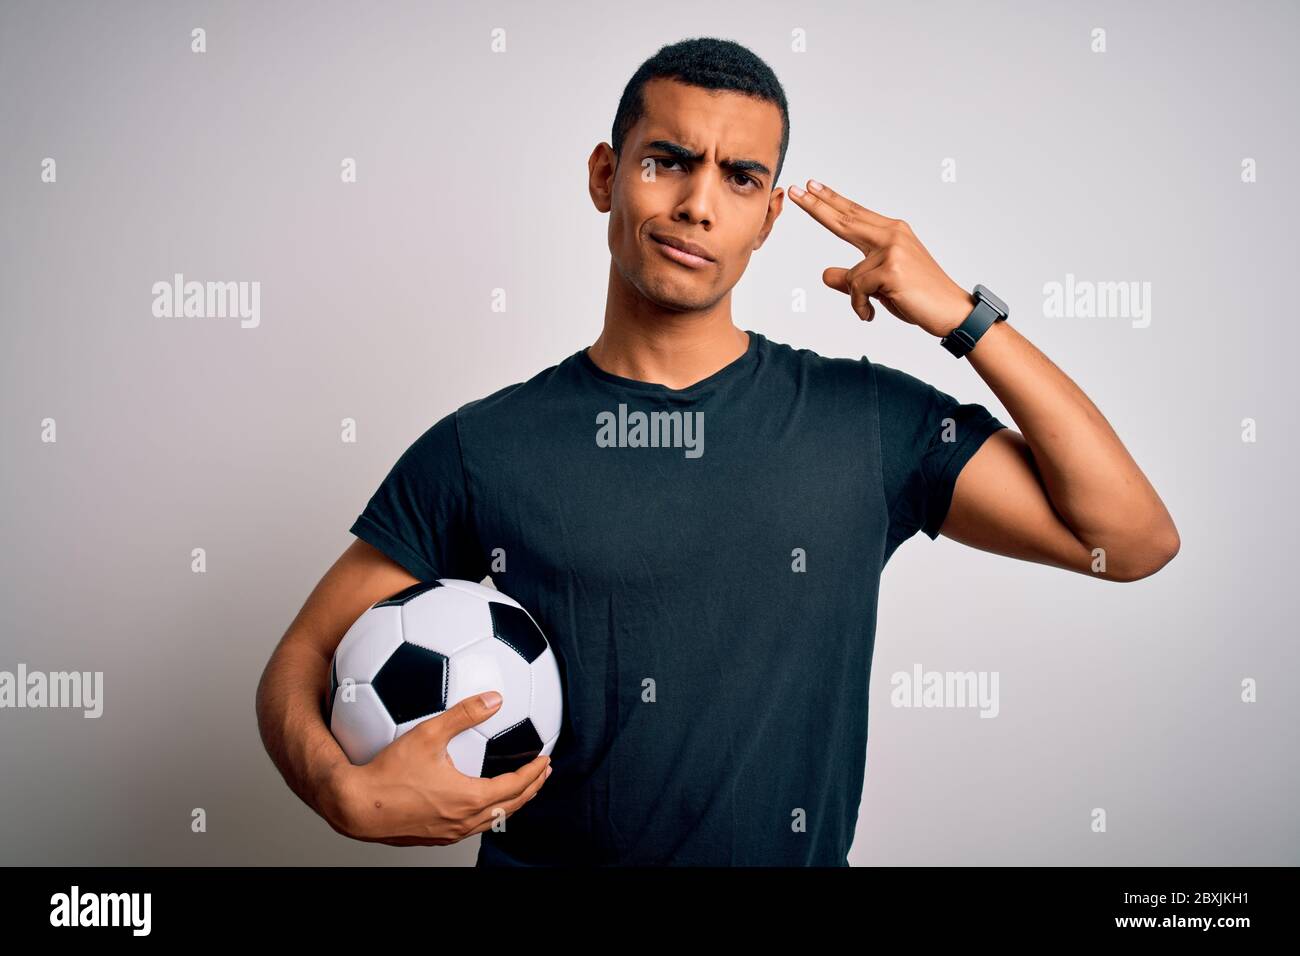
left=940, top=284, right=1009, bottom=358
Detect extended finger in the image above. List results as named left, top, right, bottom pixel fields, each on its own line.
left=801, top=180, right=895, bottom=228
left=788, top=180, right=892, bottom=254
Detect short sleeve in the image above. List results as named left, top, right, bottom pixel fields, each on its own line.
left=349, top=410, right=489, bottom=583
left=871, top=360, right=1008, bottom=555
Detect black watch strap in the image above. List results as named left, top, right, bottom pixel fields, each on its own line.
left=940, top=284, right=1008, bottom=358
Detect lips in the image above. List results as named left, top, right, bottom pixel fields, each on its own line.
left=650, top=233, right=715, bottom=264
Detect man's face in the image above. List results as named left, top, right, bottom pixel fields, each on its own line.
left=591, top=77, right=785, bottom=313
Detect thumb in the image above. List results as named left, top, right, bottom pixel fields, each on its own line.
left=822, top=266, right=852, bottom=293
left=427, top=690, right=502, bottom=742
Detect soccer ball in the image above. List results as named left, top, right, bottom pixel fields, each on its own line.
left=324, top=578, right=563, bottom=777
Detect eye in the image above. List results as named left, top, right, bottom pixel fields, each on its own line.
left=652, top=158, right=759, bottom=190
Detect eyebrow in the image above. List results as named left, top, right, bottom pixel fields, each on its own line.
left=644, top=139, right=772, bottom=181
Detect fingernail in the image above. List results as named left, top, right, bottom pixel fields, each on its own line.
left=545, top=765, right=553, bottom=778
left=480, top=691, right=502, bottom=708
left=808, top=179, right=823, bottom=191
left=789, top=184, right=804, bottom=197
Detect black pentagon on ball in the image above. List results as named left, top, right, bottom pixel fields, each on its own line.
left=373, top=579, right=442, bottom=608
left=482, top=718, right=545, bottom=778
left=372, top=642, right=449, bottom=725
left=488, top=602, right=547, bottom=664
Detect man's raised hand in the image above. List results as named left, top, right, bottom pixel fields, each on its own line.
left=787, top=178, right=973, bottom=337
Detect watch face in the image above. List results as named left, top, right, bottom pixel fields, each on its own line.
left=973, top=284, right=1008, bottom=318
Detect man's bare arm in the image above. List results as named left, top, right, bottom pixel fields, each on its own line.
left=943, top=320, right=1180, bottom=582
left=256, top=538, right=552, bottom=845
left=783, top=180, right=1179, bottom=582
left=255, top=538, right=420, bottom=834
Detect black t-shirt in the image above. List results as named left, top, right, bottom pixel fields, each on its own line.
left=348, top=330, right=1007, bottom=865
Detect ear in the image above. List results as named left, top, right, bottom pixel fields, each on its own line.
left=753, top=187, right=786, bottom=250
left=588, top=143, right=617, bottom=213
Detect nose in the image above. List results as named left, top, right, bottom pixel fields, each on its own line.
left=671, top=169, right=718, bottom=228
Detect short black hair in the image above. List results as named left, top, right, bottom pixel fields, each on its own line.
left=611, top=37, right=790, bottom=188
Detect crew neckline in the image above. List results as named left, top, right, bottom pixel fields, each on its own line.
left=577, top=330, right=761, bottom=396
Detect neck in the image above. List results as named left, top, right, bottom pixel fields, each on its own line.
left=588, top=262, right=749, bottom=390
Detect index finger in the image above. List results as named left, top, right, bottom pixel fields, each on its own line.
left=788, top=179, right=894, bottom=253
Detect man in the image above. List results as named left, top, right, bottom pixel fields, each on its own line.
left=255, top=37, right=1179, bottom=866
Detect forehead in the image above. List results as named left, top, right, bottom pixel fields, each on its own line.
left=630, top=77, right=782, bottom=160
